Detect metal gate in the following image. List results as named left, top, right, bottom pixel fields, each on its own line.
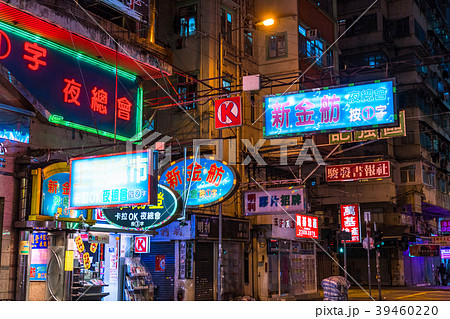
left=141, top=242, right=175, bottom=300
left=46, top=244, right=65, bottom=300
left=195, top=242, right=214, bottom=301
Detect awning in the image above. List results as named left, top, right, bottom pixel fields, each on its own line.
left=0, top=1, right=171, bottom=79
left=422, top=201, right=450, bottom=217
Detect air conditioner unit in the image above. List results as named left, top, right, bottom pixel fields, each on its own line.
left=306, top=29, right=320, bottom=40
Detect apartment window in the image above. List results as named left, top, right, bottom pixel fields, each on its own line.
left=420, top=132, right=432, bottom=151
left=438, top=176, right=447, bottom=193
left=244, top=30, right=253, bottom=55
left=400, top=165, right=416, bottom=183
left=177, top=75, right=197, bottom=110
left=221, top=9, right=233, bottom=43
left=422, top=164, right=436, bottom=188
left=222, top=78, right=232, bottom=93
left=178, top=5, right=197, bottom=37
left=414, top=19, right=426, bottom=43
left=268, top=33, right=287, bottom=59
left=345, top=14, right=377, bottom=36
left=396, top=17, right=410, bottom=38
left=364, top=53, right=387, bottom=67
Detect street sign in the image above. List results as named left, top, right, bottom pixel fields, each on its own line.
left=340, top=231, right=352, bottom=241
left=363, top=237, right=374, bottom=250
left=134, top=236, right=150, bottom=253
left=215, top=96, right=242, bottom=129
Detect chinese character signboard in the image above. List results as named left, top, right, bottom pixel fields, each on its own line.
left=100, top=0, right=150, bottom=23
left=441, top=248, right=450, bottom=259
left=101, top=184, right=182, bottom=230
left=30, top=232, right=48, bottom=281
left=296, top=214, right=319, bottom=239
left=244, top=187, right=305, bottom=215
left=409, top=244, right=440, bottom=257
left=441, top=220, right=450, bottom=233
left=431, top=236, right=450, bottom=246
left=70, top=151, right=155, bottom=209
left=329, top=110, right=406, bottom=144
left=0, top=21, right=142, bottom=141
left=340, top=204, right=361, bottom=243
left=193, top=215, right=250, bottom=241
left=215, top=96, right=242, bottom=129
left=264, top=79, right=396, bottom=138
left=326, top=161, right=390, bottom=182
left=159, top=157, right=238, bottom=207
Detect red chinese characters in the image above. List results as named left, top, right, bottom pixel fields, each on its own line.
left=47, top=180, right=58, bottom=194
left=91, top=87, right=108, bottom=114
left=0, top=30, right=12, bottom=59
left=166, top=166, right=182, bottom=189
left=340, top=204, right=360, bottom=243
left=205, top=163, right=225, bottom=186
left=187, top=162, right=202, bottom=182
left=63, top=79, right=82, bottom=106
left=23, top=42, right=47, bottom=71
left=326, top=161, right=390, bottom=182
left=117, top=97, right=132, bottom=121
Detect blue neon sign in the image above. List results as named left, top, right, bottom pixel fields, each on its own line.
left=69, top=151, right=153, bottom=209
left=264, top=79, right=396, bottom=137
left=159, top=157, right=238, bottom=207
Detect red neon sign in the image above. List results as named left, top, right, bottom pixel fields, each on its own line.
left=63, top=78, right=82, bottom=106
left=295, top=214, right=319, bottom=239
left=326, top=161, right=390, bottom=182
left=340, top=204, right=361, bottom=243
left=23, top=42, right=47, bottom=70
left=90, top=87, right=108, bottom=114
left=0, top=30, right=11, bottom=59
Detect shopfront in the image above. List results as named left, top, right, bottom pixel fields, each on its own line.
left=254, top=215, right=317, bottom=300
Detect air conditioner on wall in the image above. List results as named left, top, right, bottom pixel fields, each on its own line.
left=306, top=29, right=320, bottom=40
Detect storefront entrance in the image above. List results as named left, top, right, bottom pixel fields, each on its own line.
left=195, top=242, right=214, bottom=300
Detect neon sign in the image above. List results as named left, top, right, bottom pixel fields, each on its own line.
left=0, top=20, right=142, bottom=141
left=159, top=157, right=238, bottom=207
left=264, top=79, right=396, bottom=137
left=102, top=184, right=182, bottom=230
left=69, top=151, right=155, bottom=209
left=340, top=204, right=361, bottom=243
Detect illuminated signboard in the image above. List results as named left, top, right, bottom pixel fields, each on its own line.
left=441, top=247, right=450, bottom=259
left=441, top=220, right=450, bottom=233
left=264, top=79, right=396, bottom=137
left=0, top=109, right=30, bottom=143
left=0, top=21, right=142, bottom=141
left=69, top=151, right=154, bottom=209
left=409, top=244, right=440, bottom=257
left=100, top=0, right=150, bottom=23
left=340, top=204, right=361, bottom=243
left=326, top=161, right=390, bottom=182
left=244, top=187, right=305, bottom=215
left=102, top=184, right=182, bottom=230
left=296, top=214, right=319, bottom=239
left=159, top=157, right=238, bottom=207
left=30, top=232, right=48, bottom=281
left=41, top=172, right=87, bottom=219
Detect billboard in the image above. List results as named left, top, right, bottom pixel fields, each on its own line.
left=244, top=187, right=305, bottom=215
left=325, top=161, right=390, bottom=182
left=264, top=79, right=396, bottom=137
left=296, top=214, right=319, bottom=239
left=0, top=21, right=142, bottom=141
left=159, top=157, right=238, bottom=207
left=340, top=204, right=361, bottom=243
left=69, top=151, right=154, bottom=209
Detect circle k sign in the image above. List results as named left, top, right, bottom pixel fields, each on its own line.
left=215, top=96, right=242, bottom=129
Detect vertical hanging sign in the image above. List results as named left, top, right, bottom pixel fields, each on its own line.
left=340, top=204, right=361, bottom=243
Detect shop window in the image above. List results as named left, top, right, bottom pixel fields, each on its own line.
left=178, top=5, right=197, bottom=37
left=267, top=33, right=287, bottom=59
left=422, top=164, right=436, bottom=188
left=244, top=29, right=253, bottom=55
left=221, top=8, right=233, bottom=44
left=400, top=165, right=416, bottom=183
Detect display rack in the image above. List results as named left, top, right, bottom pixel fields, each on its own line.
left=72, top=264, right=110, bottom=301
left=123, top=257, right=154, bottom=301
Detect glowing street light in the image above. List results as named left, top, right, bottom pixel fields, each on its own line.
left=261, top=18, right=275, bottom=26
